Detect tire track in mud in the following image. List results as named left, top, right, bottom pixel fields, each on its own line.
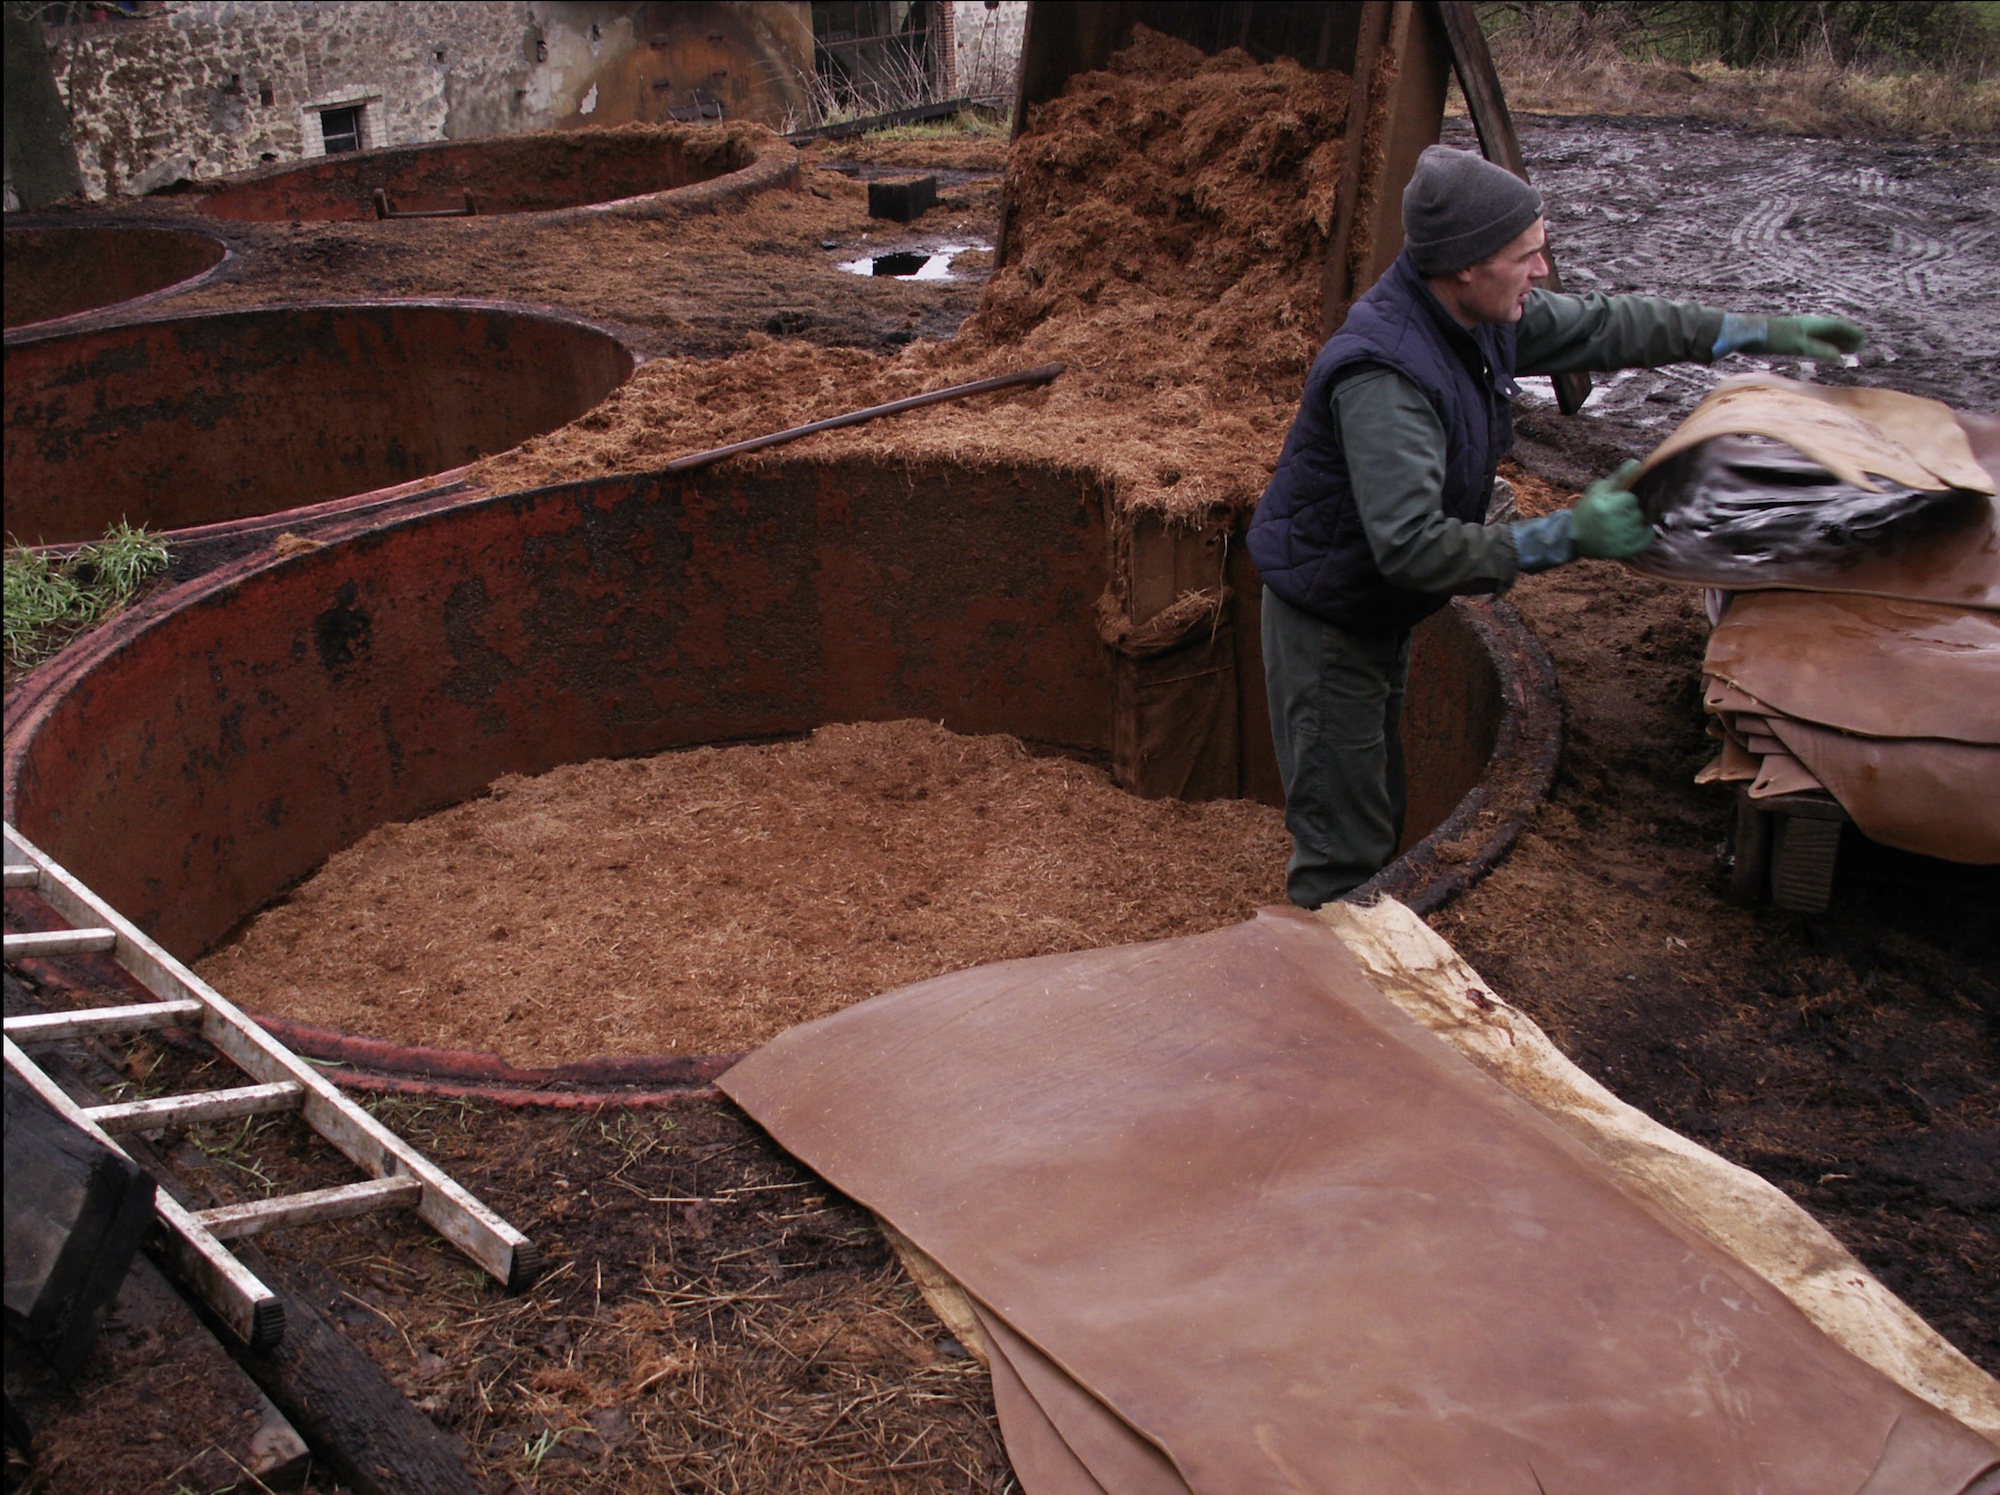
left=1443, top=117, right=2000, bottom=443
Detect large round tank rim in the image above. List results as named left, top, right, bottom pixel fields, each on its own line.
left=4, top=298, right=639, bottom=549
left=2, top=224, right=230, bottom=335
left=193, top=125, right=800, bottom=224
left=4, top=460, right=1559, bottom=1107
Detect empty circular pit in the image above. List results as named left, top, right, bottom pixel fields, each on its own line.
left=196, top=126, right=797, bottom=223
left=5, top=455, right=1554, bottom=1075
left=3, top=302, right=634, bottom=547
left=3, top=225, right=226, bottom=331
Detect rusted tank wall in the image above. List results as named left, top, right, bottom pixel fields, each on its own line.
left=1400, top=606, right=1503, bottom=852
left=195, top=125, right=788, bottom=222
left=2, top=227, right=225, bottom=331
left=5, top=457, right=1112, bottom=958
left=3, top=303, right=633, bottom=546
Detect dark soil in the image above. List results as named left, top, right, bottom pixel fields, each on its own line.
left=1452, top=117, right=2000, bottom=1372
left=5, top=1248, right=342, bottom=1495
left=149, top=141, right=1001, bottom=363
left=3, top=940, right=1006, bottom=1495
left=1460, top=113, right=2000, bottom=449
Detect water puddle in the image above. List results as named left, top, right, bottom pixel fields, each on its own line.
left=837, top=243, right=985, bottom=281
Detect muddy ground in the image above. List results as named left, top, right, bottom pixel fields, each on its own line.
left=6, top=105, right=1997, bottom=1493
left=1473, top=113, right=2000, bottom=473
left=151, top=130, right=1006, bottom=361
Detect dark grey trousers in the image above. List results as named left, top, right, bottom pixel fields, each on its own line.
left=1260, top=586, right=1411, bottom=909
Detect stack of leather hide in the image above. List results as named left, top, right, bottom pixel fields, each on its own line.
left=1630, top=379, right=2000, bottom=864
left=721, top=908, right=2000, bottom=1492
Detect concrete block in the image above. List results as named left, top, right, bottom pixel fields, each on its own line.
left=868, top=175, right=937, bottom=222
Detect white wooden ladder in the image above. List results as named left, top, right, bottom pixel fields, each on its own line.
left=3, top=824, right=539, bottom=1350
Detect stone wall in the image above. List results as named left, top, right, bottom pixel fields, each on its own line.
left=41, top=0, right=813, bottom=202
left=952, top=0, right=1025, bottom=102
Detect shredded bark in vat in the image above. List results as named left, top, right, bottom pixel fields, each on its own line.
left=473, top=29, right=1350, bottom=525
left=200, top=722, right=1289, bottom=1066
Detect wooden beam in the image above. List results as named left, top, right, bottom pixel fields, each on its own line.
left=1361, top=3, right=1453, bottom=293
left=1322, top=1, right=1395, bottom=334
left=4, top=1036, right=284, bottom=1349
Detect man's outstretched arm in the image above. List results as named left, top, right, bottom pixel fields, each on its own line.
left=1517, top=289, right=1863, bottom=375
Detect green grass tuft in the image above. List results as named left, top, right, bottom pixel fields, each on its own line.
left=4, top=522, right=170, bottom=668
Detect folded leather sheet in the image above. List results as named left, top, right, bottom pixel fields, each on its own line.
left=1770, top=716, right=2000, bottom=864
left=1706, top=592, right=2000, bottom=744
left=1634, top=376, right=1995, bottom=496
left=720, top=909, right=2000, bottom=1493
left=1697, top=590, right=2000, bottom=860
left=1627, top=381, right=2000, bottom=610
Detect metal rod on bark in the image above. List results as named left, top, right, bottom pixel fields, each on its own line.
left=663, top=363, right=1067, bottom=474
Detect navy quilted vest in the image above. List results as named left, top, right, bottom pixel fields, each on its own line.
left=1248, top=250, right=1519, bottom=631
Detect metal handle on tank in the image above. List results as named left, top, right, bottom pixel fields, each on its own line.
left=664, top=363, right=1069, bottom=474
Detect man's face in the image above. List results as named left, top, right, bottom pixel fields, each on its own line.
left=1452, top=218, right=1550, bottom=325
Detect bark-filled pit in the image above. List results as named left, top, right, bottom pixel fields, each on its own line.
left=2, top=302, right=634, bottom=547
left=2, top=225, right=226, bottom=331
left=195, top=124, right=796, bottom=223
left=3, top=453, right=1536, bottom=1068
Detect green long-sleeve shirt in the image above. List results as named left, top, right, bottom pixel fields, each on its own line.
left=1331, top=289, right=1726, bottom=593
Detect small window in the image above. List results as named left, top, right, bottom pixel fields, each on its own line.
left=319, top=105, right=363, bottom=155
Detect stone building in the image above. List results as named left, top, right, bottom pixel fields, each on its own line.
left=13, top=0, right=1022, bottom=204
left=952, top=0, right=1025, bottom=100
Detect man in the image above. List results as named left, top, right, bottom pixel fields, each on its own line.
left=1247, top=144, right=1863, bottom=909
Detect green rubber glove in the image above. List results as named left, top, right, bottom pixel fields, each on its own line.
left=1762, top=315, right=1867, bottom=359
left=1569, top=460, right=1652, bottom=560
left=1717, top=314, right=1867, bottom=361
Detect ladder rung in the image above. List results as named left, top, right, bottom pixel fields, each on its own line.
left=193, top=1176, right=425, bottom=1242
left=5, top=928, right=117, bottom=958
left=6, top=998, right=206, bottom=1043
left=3, top=865, right=38, bottom=888
left=87, top=1081, right=304, bottom=1134
left=6, top=823, right=538, bottom=1297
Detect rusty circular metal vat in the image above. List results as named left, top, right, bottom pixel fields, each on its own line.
left=195, top=126, right=798, bottom=223
left=4, top=458, right=1556, bottom=1099
left=3, top=225, right=227, bottom=332
left=3, top=301, right=634, bottom=547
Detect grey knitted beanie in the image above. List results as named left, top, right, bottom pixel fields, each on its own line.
left=1401, top=145, right=1543, bottom=276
